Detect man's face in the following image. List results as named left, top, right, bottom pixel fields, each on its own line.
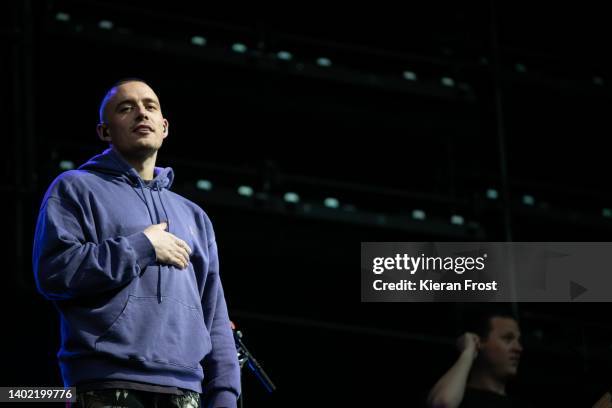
left=100, top=81, right=168, bottom=158
left=479, top=317, right=523, bottom=380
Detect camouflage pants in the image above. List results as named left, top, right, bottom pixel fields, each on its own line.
left=70, top=388, right=200, bottom=408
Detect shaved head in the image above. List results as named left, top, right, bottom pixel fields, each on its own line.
left=99, top=78, right=154, bottom=123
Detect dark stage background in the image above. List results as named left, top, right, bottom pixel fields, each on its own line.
left=3, top=1, right=612, bottom=406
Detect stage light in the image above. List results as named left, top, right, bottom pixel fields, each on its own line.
left=486, top=189, right=498, bottom=200
left=441, top=77, right=455, bottom=87
left=284, top=192, right=300, bottom=203
left=316, top=57, right=332, bottom=67
left=402, top=71, right=417, bottom=81
left=412, top=209, right=426, bottom=220
left=522, top=195, right=535, bottom=206
left=232, top=43, right=247, bottom=53
left=196, top=179, right=212, bottom=191
left=450, top=215, right=464, bottom=225
left=191, top=36, right=207, bottom=46
left=59, top=160, right=74, bottom=170
left=238, top=185, right=254, bottom=197
left=277, top=51, right=292, bottom=61
left=324, top=197, right=340, bottom=208
left=98, top=20, right=113, bottom=30
left=55, top=12, right=70, bottom=22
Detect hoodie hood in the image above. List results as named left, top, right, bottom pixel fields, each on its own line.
left=78, top=147, right=174, bottom=190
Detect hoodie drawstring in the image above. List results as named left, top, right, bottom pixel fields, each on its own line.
left=132, top=182, right=155, bottom=226
left=153, top=183, right=171, bottom=305
left=132, top=180, right=164, bottom=304
left=156, top=187, right=171, bottom=232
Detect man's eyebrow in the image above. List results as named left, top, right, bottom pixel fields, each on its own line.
left=115, top=98, right=160, bottom=108
left=115, top=99, right=135, bottom=109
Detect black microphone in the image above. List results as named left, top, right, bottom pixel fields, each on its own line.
left=231, top=322, right=277, bottom=393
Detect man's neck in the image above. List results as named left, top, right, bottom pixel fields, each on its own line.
left=113, top=147, right=157, bottom=181
left=467, top=370, right=507, bottom=396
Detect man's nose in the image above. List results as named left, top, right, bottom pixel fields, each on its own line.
left=513, top=341, right=523, bottom=353
left=135, top=104, right=149, bottom=118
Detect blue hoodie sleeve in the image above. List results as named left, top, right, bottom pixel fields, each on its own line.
left=33, top=195, right=157, bottom=300
left=200, top=237, right=241, bottom=408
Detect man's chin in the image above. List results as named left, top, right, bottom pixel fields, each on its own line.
left=119, top=145, right=160, bottom=160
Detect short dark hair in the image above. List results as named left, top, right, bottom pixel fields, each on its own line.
left=98, top=77, right=153, bottom=123
left=463, top=304, right=518, bottom=339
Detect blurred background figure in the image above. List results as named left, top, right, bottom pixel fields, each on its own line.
left=428, top=308, right=529, bottom=408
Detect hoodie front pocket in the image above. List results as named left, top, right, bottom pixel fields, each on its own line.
left=95, top=295, right=211, bottom=370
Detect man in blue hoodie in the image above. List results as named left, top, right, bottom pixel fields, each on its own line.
left=33, top=79, right=241, bottom=407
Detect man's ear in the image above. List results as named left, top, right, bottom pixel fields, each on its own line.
left=474, top=334, right=483, bottom=350
left=162, top=118, right=169, bottom=138
left=96, top=123, right=112, bottom=142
